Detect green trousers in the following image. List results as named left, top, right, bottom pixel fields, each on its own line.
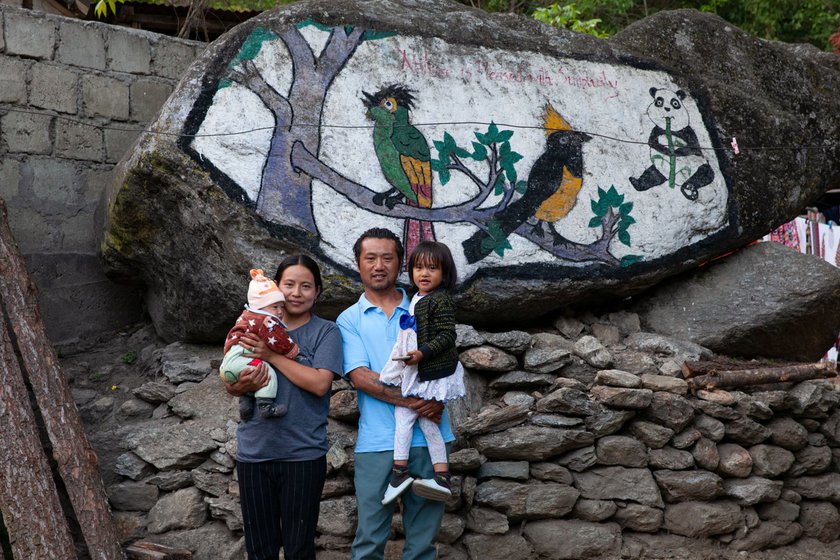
left=352, top=445, right=449, bottom=560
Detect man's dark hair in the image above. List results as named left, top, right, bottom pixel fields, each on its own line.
left=353, top=228, right=404, bottom=266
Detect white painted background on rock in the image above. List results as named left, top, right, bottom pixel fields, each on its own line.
left=192, top=27, right=729, bottom=280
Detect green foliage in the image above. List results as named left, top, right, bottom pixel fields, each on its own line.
left=561, top=0, right=838, bottom=50
left=533, top=3, right=609, bottom=37
left=479, top=218, right=514, bottom=257
left=432, top=122, right=523, bottom=188
left=94, top=0, right=124, bottom=18
left=589, top=185, right=636, bottom=246
left=121, top=351, right=138, bottom=365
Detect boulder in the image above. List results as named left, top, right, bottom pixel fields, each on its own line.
left=633, top=243, right=840, bottom=361
left=100, top=0, right=840, bottom=341
left=662, top=501, right=741, bottom=537
left=522, top=520, right=621, bottom=560
left=572, top=466, right=663, bottom=508
left=462, top=532, right=534, bottom=560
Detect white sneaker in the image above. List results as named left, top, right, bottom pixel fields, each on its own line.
left=381, top=471, right=414, bottom=505
left=411, top=477, right=452, bottom=501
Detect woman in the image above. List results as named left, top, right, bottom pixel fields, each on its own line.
left=226, top=255, right=342, bottom=560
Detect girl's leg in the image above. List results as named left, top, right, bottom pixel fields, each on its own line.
left=393, top=405, right=418, bottom=462
left=417, top=416, right=448, bottom=468
left=237, top=461, right=283, bottom=560
left=277, top=456, right=327, bottom=560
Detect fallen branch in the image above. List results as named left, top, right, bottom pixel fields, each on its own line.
left=681, top=357, right=802, bottom=379
left=687, top=362, right=837, bottom=391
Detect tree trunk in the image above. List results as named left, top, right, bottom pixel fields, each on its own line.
left=0, top=199, right=124, bottom=560
left=687, top=362, right=836, bottom=390
left=0, top=305, right=76, bottom=558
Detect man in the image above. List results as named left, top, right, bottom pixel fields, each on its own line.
left=337, top=227, right=455, bottom=560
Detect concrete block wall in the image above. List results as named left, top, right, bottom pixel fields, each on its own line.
left=0, top=5, right=204, bottom=346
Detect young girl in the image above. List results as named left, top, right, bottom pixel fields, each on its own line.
left=379, top=241, right=466, bottom=505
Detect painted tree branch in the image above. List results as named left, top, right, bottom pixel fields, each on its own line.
left=292, top=141, right=619, bottom=264
left=229, top=60, right=291, bottom=124
left=0, top=311, right=76, bottom=558
left=252, top=24, right=366, bottom=229
left=0, top=199, right=124, bottom=560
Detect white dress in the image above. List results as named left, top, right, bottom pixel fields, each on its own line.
left=379, top=293, right=466, bottom=402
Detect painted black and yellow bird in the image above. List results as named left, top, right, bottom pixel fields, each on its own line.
left=462, top=105, right=591, bottom=264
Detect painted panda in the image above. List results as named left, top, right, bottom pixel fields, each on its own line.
left=629, top=87, right=714, bottom=201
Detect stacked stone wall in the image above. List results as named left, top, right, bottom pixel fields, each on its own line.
left=77, top=314, right=840, bottom=559
left=0, top=5, right=202, bottom=344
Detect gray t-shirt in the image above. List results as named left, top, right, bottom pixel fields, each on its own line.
left=236, top=314, right=343, bottom=462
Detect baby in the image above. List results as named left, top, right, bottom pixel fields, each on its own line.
left=220, top=269, right=299, bottom=420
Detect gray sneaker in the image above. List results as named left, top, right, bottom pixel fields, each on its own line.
left=412, top=475, right=452, bottom=501
left=382, top=468, right=414, bottom=505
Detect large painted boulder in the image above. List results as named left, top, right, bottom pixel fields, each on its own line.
left=100, top=0, right=840, bottom=341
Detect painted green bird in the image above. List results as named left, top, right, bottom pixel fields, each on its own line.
left=361, top=84, right=436, bottom=261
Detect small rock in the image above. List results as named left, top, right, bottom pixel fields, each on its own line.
left=691, top=437, right=720, bottom=471
left=789, top=444, right=833, bottom=476
left=799, top=501, right=840, bottom=542
left=612, top=351, right=658, bottom=375
left=114, top=452, right=154, bottom=481
left=501, top=391, right=535, bottom=408
left=671, top=427, right=701, bottom=450
left=613, top=504, right=663, bottom=533
left=722, top=477, right=782, bottom=505
left=590, top=386, right=652, bottom=409
left=480, top=330, right=532, bottom=354
left=607, top=311, right=641, bottom=335
left=529, top=463, right=572, bottom=484
left=523, top=333, right=574, bottom=374
left=477, top=461, right=529, bottom=480
left=696, top=389, right=736, bottom=405
left=654, top=470, right=723, bottom=502
left=465, top=507, right=509, bottom=535
left=662, top=501, right=741, bottom=537
left=596, top=436, right=647, bottom=467
left=557, top=446, right=597, bottom=472
left=725, top=417, right=772, bottom=446
left=489, top=371, right=554, bottom=390
left=574, top=335, right=613, bottom=368
left=694, top=414, right=725, bottom=442
left=146, top=487, right=208, bottom=534
left=535, top=387, right=591, bottom=416
left=329, top=390, right=359, bottom=422
left=456, top=324, right=486, bottom=348
left=748, top=444, right=795, bottom=477
left=584, top=405, right=635, bottom=437
left=573, top=499, right=617, bottom=521
left=595, top=369, right=641, bottom=388
left=591, top=323, right=621, bottom=345
left=629, top=420, right=674, bottom=449
left=648, top=447, right=695, bottom=470
left=529, top=414, right=584, bottom=429
left=554, top=316, right=585, bottom=339
left=133, top=381, right=177, bottom=404
left=717, top=443, right=752, bottom=478
left=640, top=374, right=688, bottom=394
left=461, top=346, right=518, bottom=372
left=450, top=449, right=483, bottom=473
left=657, top=359, right=683, bottom=377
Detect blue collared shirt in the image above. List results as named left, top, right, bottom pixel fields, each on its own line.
left=337, top=289, right=455, bottom=453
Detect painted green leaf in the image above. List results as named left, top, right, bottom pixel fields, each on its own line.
left=497, top=129, right=513, bottom=142
left=605, top=185, right=624, bottom=207
left=487, top=122, right=499, bottom=143
left=588, top=216, right=602, bottom=228
left=620, top=255, right=643, bottom=267
left=474, top=132, right=488, bottom=145
left=515, top=180, right=528, bottom=194
left=503, top=166, right=517, bottom=186
left=619, top=202, right=634, bottom=216
left=618, top=229, right=631, bottom=246
left=499, top=141, right=511, bottom=158
left=455, top=147, right=471, bottom=159
left=438, top=168, right=450, bottom=185
left=480, top=236, right=497, bottom=253
left=493, top=238, right=513, bottom=257
left=362, top=30, right=397, bottom=41
left=591, top=199, right=607, bottom=218
left=442, top=132, right=456, bottom=152
left=494, top=175, right=505, bottom=196
left=433, top=140, right=446, bottom=152
left=218, top=78, right=232, bottom=89
left=471, top=141, right=487, bottom=161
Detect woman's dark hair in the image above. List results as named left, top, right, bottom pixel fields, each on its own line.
left=353, top=227, right=404, bottom=268
left=274, top=254, right=323, bottom=298
left=408, top=241, right=457, bottom=291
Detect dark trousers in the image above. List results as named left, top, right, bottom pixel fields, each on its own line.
left=237, top=457, right=327, bottom=560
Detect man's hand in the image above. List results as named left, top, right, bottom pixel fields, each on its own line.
left=225, top=363, right=270, bottom=396
left=409, top=398, right=444, bottom=424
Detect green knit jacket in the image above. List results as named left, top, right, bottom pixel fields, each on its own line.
left=414, top=290, right=459, bottom=381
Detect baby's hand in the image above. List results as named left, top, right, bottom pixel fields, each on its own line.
left=404, top=350, right=423, bottom=366
left=263, top=316, right=277, bottom=329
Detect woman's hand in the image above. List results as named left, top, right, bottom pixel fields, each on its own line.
left=225, top=363, right=270, bottom=396
left=409, top=398, right=444, bottom=424
left=404, top=350, right=423, bottom=366
left=239, top=332, right=277, bottom=362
